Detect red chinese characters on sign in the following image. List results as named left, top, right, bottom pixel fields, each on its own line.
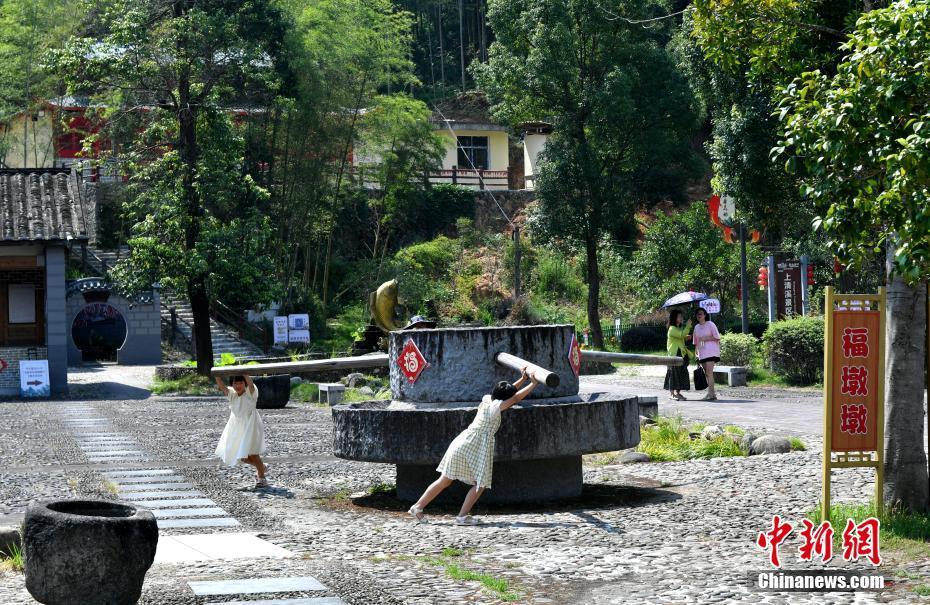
left=840, top=366, right=868, bottom=396
left=842, top=327, right=870, bottom=358
left=756, top=515, right=794, bottom=568
left=841, top=518, right=882, bottom=566
left=831, top=310, right=880, bottom=452
left=840, top=404, right=868, bottom=434
left=799, top=519, right=834, bottom=563
left=567, top=334, right=582, bottom=377
left=397, top=339, right=429, bottom=384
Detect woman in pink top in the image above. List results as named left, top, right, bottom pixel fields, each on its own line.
left=692, top=308, right=721, bottom=401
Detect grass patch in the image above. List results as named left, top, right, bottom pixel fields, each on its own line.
left=101, top=479, right=119, bottom=495
left=291, top=382, right=320, bottom=403
left=915, top=585, right=930, bottom=596
left=808, top=501, right=930, bottom=560
left=747, top=365, right=794, bottom=388
left=151, top=374, right=216, bottom=396
left=418, top=551, right=520, bottom=601
left=584, top=451, right=620, bottom=466
left=635, top=416, right=747, bottom=462
left=789, top=437, right=806, bottom=451
left=344, top=387, right=392, bottom=403
left=367, top=483, right=395, bottom=496
left=0, top=542, right=23, bottom=573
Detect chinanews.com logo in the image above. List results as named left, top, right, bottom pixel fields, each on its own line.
left=752, top=515, right=885, bottom=592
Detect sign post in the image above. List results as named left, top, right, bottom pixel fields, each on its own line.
left=775, top=259, right=803, bottom=319
left=822, top=286, right=886, bottom=522
left=20, top=360, right=50, bottom=398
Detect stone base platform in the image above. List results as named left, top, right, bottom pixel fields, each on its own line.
left=396, top=457, right=582, bottom=504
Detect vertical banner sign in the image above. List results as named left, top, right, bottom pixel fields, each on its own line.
left=272, top=316, right=288, bottom=345
left=822, top=287, right=886, bottom=522
left=775, top=259, right=803, bottom=319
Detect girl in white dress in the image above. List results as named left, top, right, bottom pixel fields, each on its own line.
left=213, top=374, right=269, bottom=488
left=408, top=367, right=540, bottom=525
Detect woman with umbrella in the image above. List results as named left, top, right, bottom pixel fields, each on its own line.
left=661, top=292, right=706, bottom=401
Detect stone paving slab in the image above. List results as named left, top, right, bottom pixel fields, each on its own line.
left=118, top=482, right=196, bottom=491
left=151, top=507, right=227, bottom=519
left=128, top=490, right=206, bottom=499
left=158, top=517, right=240, bottom=529
left=154, top=533, right=294, bottom=564
left=87, top=456, right=149, bottom=463
left=133, top=498, right=216, bottom=508
left=104, top=469, right=177, bottom=477
left=189, top=577, right=328, bottom=596
left=83, top=450, right=147, bottom=456
left=113, top=475, right=186, bottom=484
left=205, top=599, right=347, bottom=605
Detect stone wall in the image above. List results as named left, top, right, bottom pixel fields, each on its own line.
left=66, top=289, right=162, bottom=366
left=472, top=189, right=535, bottom=231
left=0, top=346, right=49, bottom=396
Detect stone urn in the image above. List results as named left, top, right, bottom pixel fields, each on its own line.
left=24, top=499, right=158, bottom=605
left=254, top=374, right=291, bottom=409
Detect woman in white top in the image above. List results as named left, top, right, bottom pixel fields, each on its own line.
left=408, top=367, right=540, bottom=526
left=692, top=308, right=722, bottom=401
left=213, top=374, right=269, bottom=488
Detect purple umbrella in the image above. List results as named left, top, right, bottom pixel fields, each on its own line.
left=661, top=291, right=708, bottom=308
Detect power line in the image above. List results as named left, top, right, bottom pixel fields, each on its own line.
left=431, top=102, right=514, bottom=228
left=595, top=3, right=686, bottom=26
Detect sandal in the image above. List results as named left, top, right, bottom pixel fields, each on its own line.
left=255, top=479, right=270, bottom=489
left=454, top=515, right=478, bottom=526
left=408, top=505, right=428, bottom=524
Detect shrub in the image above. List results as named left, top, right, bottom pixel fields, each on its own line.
left=720, top=333, right=758, bottom=367
left=394, top=235, right=458, bottom=278
left=536, top=254, right=585, bottom=302
left=762, top=316, right=825, bottom=385
left=620, top=325, right=666, bottom=352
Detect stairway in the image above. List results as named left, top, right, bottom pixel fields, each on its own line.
left=83, top=245, right=263, bottom=360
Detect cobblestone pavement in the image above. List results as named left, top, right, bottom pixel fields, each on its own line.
left=0, top=373, right=928, bottom=604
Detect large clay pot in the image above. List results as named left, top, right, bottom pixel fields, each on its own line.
left=254, top=374, right=291, bottom=409
left=24, top=499, right=158, bottom=605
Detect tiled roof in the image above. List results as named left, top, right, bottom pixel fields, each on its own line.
left=0, top=170, right=89, bottom=242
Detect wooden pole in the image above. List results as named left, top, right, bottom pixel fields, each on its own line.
left=822, top=286, right=834, bottom=523
left=494, top=352, right=559, bottom=387
left=876, top=286, right=886, bottom=516
left=211, top=354, right=389, bottom=377
left=581, top=350, right=684, bottom=366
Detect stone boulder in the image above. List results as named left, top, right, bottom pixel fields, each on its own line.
left=154, top=364, right=196, bottom=381
left=289, top=376, right=303, bottom=387
left=737, top=432, right=759, bottom=451
left=750, top=435, right=791, bottom=455
left=24, top=499, right=158, bottom=605
left=701, top=425, right=724, bottom=440
left=0, top=525, right=20, bottom=557
left=344, top=373, right=367, bottom=388
left=639, top=415, right=656, bottom=427
left=619, top=451, right=651, bottom=464
left=356, top=386, right=375, bottom=397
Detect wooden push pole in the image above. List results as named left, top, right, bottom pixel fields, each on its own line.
left=494, top=352, right=560, bottom=387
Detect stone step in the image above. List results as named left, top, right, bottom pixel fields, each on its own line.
left=188, top=577, right=328, bottom=597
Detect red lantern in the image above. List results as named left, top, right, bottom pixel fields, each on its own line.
left=757, top=266, right=768, bottom=290
left=807, top=263, right=816, bottom=285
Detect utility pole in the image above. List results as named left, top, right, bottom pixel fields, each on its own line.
left=739, top=223, right=749, bottom=334
left=513, top=226, right=521, bottom=299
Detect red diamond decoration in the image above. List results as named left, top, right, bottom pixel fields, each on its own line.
left=568, top=334, right=582, bottom=377
left=398, top=338, right=429, bottom=384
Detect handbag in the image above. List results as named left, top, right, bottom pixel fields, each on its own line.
left=693, top=365, right=708, bottom=391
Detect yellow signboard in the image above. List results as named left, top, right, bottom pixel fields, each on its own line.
left=822, top=287, right=886, bottom=522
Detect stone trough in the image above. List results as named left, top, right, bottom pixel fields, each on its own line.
left=332, top=325, right=642, bottom=504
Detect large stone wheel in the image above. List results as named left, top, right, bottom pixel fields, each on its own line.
left=24, top=499, right=158, bottom=605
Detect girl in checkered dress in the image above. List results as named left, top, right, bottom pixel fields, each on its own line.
left=408, top=367, right=540, bottom=526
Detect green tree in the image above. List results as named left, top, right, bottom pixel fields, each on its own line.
left=476, top=0, right=703, bottom=348
left=356, top=93, right=445, bottom=272
left=631, top=203, right=765, bottom=321
left=53, top=0, right=292, bottom=374
left=0, top=0, right=79, bottom=166
left=778, top=0, right=930, bottom=511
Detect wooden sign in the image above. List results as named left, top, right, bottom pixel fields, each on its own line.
left=822, top=287, right=886, bottom=521
left=775, top=259, right=803, bottom=319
